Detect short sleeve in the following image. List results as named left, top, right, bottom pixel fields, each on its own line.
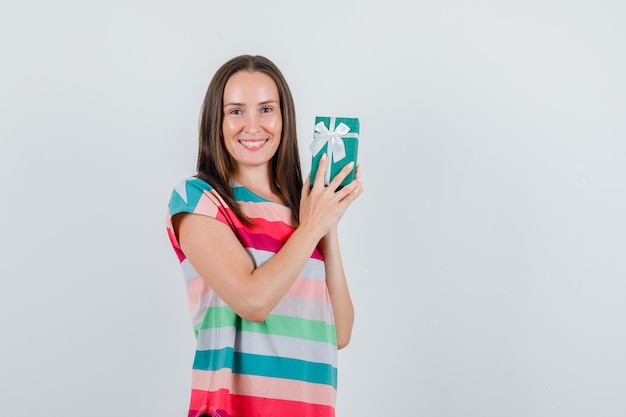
left=168, top=177, right=226, bottom=219
left=166, top=177, right=235, bottom=259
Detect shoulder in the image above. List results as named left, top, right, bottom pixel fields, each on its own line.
left=168, top=176, right=222, bottom=217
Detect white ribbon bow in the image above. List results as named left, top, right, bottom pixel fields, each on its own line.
left=309, top=117, right=358, bottom=184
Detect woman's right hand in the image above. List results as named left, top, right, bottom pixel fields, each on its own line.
left=299, top=153, right=363, bottom=239
left=176, top=155, right=362, bottom=323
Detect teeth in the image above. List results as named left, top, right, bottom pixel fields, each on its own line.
left=241, top=140, right=265, bottom=147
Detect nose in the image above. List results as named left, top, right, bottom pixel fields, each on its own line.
left=244, top=113, right=260, bottom=134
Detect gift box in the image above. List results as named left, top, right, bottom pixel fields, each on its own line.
left=309, top=116, right=360, bottom=189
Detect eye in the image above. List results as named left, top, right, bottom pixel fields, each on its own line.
left=229, top=108, right=242, bottom=115
left=261, top=106, right=273, bottom=113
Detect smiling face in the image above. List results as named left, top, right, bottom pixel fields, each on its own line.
left=222, top=70, right=282, bottom=175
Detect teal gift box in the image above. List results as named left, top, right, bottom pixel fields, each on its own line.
left=309, top=116, right=360, bottom=189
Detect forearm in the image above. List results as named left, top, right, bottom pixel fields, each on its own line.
left=178, top=159, right=361, bottom=324
left=319, top=229, right=354, bottom=349
left=247, top=224, right=323, bottom=319
left=177, top=213, right=324, bottom=323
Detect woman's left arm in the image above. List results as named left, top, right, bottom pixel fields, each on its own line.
left=320, top=228, right=354, bottom=350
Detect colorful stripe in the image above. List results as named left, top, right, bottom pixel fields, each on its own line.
left=196, top=329, right=337, bottom=366
left=188, top=386, right=335, bottom=417
left=193, top=350, right=337, bottom=387
left=167, top=177, right=337, bottom=416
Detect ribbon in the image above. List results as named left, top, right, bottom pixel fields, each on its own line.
left=309, top=117, right=359, bottom=184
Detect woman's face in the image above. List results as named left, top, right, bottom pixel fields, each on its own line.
left=222, top=70, right=282, bottom=171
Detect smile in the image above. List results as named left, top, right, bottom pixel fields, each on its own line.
left=239, top=139, right=268, bottom=150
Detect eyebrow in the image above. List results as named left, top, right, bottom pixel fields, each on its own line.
left=223, top=100, right=279, bottom=108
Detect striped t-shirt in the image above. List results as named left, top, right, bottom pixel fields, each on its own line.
left=166, top=177, right=338, bottom=417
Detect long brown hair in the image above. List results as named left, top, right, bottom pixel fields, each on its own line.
left=196, top=55, right=303, bottom=224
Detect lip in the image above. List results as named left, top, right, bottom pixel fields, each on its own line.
left=239, top=138, right=268, bottom=150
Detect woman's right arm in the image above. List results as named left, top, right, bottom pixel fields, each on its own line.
left=174, top=155, right=360, bottom=322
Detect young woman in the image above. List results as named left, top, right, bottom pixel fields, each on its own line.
left=166, top=55, right=363, bottom=417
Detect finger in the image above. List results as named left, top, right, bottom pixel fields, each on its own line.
left=339, top=182, right=361, bottom=202
left=336, top=175, right=363, bottom=201
left=327, top=161, right=355, bottom=192
left=312, top=153, right=328, bottom=189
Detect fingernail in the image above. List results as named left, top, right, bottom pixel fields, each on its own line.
left=321, top=153, right=327, bottom=160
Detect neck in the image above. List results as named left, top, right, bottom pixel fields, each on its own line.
left=233, top=165, right=282, bottom=203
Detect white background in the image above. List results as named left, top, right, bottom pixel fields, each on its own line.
left=1, top=1, right=625, bottom=416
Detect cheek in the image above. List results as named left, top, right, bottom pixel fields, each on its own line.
left=222, top=119, right=240, bottom=136
left=266, top=117, right=282, bottom=134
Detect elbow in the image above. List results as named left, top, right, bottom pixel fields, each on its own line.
left=336, top=315, right=354, bottom=350
left=237, top=299, right=272, bottom=323
left=241, top=310, right=269, bottom=323
left=224, top=289, right=274, bottom=323
left=336, top=333, right=352, bottom=350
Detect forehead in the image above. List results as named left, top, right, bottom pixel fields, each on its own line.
left=223, top=71, right=279, bottom=102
